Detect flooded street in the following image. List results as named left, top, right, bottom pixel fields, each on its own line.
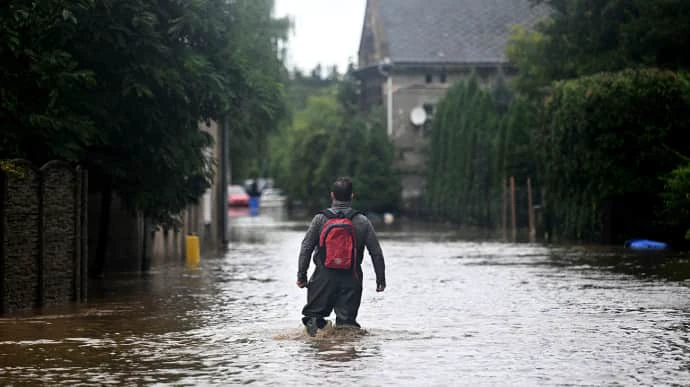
left=2, top=211, right=690, bottom=386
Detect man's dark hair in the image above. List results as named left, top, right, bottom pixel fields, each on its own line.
left=331, top=177, right=353, bottom=201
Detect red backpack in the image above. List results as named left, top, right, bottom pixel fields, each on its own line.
left=318, top=209, right=360, bottom=272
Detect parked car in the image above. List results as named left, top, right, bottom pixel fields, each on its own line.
left=228, top=185, right=249, bottom=207
left=260, top=188, right=286, bottom=207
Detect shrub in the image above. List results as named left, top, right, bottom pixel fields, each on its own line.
left=538, top=68, right=690, bottom=240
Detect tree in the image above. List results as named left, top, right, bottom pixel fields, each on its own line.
left=509, top=0, right=690, bottom=96
left=327, top=65, right=340, bottom=81
left=0, top=1, right=97, bottom=162
left=1, top=0, right=290, bottom=273
left=502, top=0, right=690, bottom=243
left=537, top=69, right=690, bottom=241
left=223, top=0, right=290, bottom=182
left=270, top=72, right=400, bottom=213
left=662, top=162, right=690, bottom=239
left=428, top=75, right=498, bottom=226
left=1, top=0, right=289, bottom=222
left=310, top=64, right=323, bottom=80
left=354, top=107, right=400, bottom=213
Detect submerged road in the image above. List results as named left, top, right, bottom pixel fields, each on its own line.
left=1, top=208, right=689, bottom=385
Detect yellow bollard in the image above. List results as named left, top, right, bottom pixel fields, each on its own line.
left=185, top=233, right=200, bottom=267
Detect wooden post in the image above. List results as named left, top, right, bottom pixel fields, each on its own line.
left=502, top=177, right=507, bottom=241
left=510, top=176, right=517, bottom=242
left=527, top=177, right=535, bottom=243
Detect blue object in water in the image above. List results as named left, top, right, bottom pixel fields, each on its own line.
left=624, top=239, right=668, bottom=250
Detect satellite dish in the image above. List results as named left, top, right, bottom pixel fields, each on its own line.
left=410, top=106, right=427, bottom=126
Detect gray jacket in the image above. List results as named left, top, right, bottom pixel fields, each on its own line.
left=297, top=200, right=386, bottom=287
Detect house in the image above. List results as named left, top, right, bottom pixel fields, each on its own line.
left=354, top=0, right=547, bottom=209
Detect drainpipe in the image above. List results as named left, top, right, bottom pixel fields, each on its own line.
left=378, top=58, right=393, bottom=137
left=387, top=75, right=393, bottom=137
left=221, top=115, right=230, bottom=246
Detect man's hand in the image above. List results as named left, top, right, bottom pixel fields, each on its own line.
left=296, top=279, right=307, bottom=288
left=376, top=284, right=385, bottom=292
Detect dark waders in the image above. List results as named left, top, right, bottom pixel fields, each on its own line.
left=302, top=266, right=363, bottom=328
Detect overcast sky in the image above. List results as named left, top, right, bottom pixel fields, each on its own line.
left=274, top=0, right=367, bottom=74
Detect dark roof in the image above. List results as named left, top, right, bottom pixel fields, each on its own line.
left=374, top=0, right=548, bottom=64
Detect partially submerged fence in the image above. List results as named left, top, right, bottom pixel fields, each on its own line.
left=0, top=160, right=87, bottom=314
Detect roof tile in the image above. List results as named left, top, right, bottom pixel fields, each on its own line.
left=375, top=0, right=548, bottom=64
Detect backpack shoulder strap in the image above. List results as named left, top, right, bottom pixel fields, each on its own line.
left=346, top=209, right=362, bottom=220
left=319, top=208, right=340, bottom=219
left=320, top=208, right=363, bottom=220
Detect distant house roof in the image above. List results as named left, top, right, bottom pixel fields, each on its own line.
left=370, top=0, right=548, bottom=65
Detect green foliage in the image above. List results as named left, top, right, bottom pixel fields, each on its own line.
left=0, top=0, right=289, bottom=227
left=662, top=162, right=690, bottom=239
left=277, top=91, right=338, bottom=208
left=0, top=160, right=28, bottom=178
left=505, top=25, right=551, bottom=98
left=287, top=65, right=340, bottom=112
left=538, top=69, right=690, bottom=240
left=0, top=0, right=97, bottom=162
left=504, top=1, right=690, bottom=242
left=270, top=74, right=400, bottom=213
left=225, top=0, right=290, bottom=181
left=509, top=0, right=690, bottom=96
left=352, top=107, right=401, bottom=213
left=426, top=74, right=535, bottom=227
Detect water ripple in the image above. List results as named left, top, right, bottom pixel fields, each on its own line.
left=1, top=221, right=689, bottom=385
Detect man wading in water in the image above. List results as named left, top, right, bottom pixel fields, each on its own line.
left=296, top=177, right=386, bottom=336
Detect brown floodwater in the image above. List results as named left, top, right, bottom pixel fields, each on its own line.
left=1, top=208, right=690, bottom=385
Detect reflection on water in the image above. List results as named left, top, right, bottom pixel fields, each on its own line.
left=228, top=204, right=291, bottom=244
left=546, top=245, right=690, bottom=282
left=1, top=211, right=690, bottom=385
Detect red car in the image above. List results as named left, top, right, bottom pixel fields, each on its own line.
left=228, top=185, right=249, bottom=207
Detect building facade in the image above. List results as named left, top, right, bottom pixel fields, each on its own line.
left=355, top=0, right=546, bottom=209
left=151, top=119, right=229, bottom=264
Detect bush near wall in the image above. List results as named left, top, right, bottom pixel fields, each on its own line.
left=661, top=162, right=690, bottom=240
left=427, top=76, right=499, bottom=226
left=538, top=68, right=690, bottom=241
left=426, top=75, right=538, bottom=228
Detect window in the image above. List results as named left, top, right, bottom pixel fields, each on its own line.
left=425, top=74, right=433, bottom=84
left=421, top=103, right=435, bottom=134
left=423, top=103, right=435, bottom=118
left=440, top=73, right=447, bottom=83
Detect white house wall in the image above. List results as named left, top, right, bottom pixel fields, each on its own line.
left=383, top=68, right=503, bottom=208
